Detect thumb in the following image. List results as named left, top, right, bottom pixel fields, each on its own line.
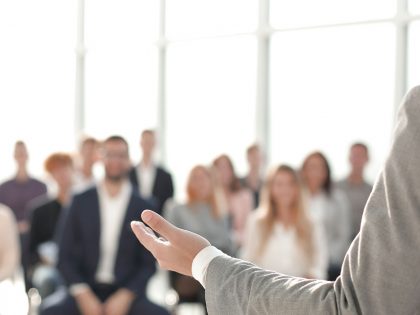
left=141, top=210, right=177, bottom=241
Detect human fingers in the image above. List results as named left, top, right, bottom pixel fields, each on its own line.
left=140, top=210, right=178, bottom=242
left=130, top=221, right=165, bottom=255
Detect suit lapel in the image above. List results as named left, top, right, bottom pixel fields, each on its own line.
left=89, top=188, right=101, bottom=269
left=114, top=193, right=135, bottom=275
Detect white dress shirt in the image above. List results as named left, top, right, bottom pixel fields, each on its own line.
left=192, top=246, right=225, bottom=288
left=136, top=163, right=156, bottom=200
left=95, top=180, right=132, bottom=284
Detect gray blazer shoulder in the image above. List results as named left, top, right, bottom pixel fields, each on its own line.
left=205, top=86, right=420, bottom=315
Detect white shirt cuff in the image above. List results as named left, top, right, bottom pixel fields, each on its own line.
left=192, top=246, right=225, bottom=288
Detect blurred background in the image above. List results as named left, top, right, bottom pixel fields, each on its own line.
left=0, top=0, right=419, bottom=314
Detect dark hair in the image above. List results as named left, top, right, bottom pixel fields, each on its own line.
left=213, top=154, right=242, bottom=192
left=103, top=135, right=129, bottom=154
left=302, top=151, right=332, bottom=196
left=351, top=142, right=369, bottom=154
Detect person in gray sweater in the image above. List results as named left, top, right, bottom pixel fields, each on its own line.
left=131, top=85, right=420, bottom=315
left=164, top=165, right=233, bottom=309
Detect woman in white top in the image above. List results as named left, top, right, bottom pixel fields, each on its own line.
left=301, top=151, right=351, bottom=281
left=241, top=165, right=328, bottom=279
left=0, top=204, right=20, bottom=282
left=0, top=204, right=28, bottom=315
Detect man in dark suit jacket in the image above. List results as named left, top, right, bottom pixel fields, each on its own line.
left=41, top=136, right=169, bottom=315
left=129, top=130, right=174, bottom=215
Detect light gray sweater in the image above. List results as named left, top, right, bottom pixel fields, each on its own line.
left=165, top=202, right=234, bottom=254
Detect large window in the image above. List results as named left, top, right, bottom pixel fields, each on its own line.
left=84, top=0, right=159, bottom=161
left=166, top=37, right=257, bottom=198
left=0, top=0, right=75, bottom=180
left=0, top=0, right=419, bottom=197
left=410, top=0, right=420, bottom=14
left=270, top=0, right=396, bottom=28
left=270, top=24, right=395, bottom=181
left=166, top=0, right=257, bottom=39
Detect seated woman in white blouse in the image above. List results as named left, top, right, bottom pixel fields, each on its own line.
left=0, top=204, right=28, bottom=315
left=0, top=204, right=20, bottom=282
left=241, top=165, right=328, bottom=279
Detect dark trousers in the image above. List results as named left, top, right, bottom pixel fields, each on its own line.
left=40, top=283, right=170, bottom=315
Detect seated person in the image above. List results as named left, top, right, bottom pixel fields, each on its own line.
left=0, top=204, right=28, bottom=315
left=0, top=204, right=20, bottom=282
left=241, top=165, right=327, bottom=279
left=165, top=165, right=233, bottom=308
left=40, top=136, right=169, bottom=315
left=28, top=153, right=74, bottom=298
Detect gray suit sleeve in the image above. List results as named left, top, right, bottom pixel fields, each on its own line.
left=205, top=85, right=420, bottom=315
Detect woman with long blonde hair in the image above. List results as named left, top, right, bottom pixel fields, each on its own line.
left=241, top=165, right=327, bottom=279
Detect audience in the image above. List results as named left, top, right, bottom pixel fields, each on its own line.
left=213, top=154, right=254, bottom=249
left=0, top=132, right=374, bottom=314
left=40, top=136, right=169, bottom=315
left=129, top=130, right=174, bottom=215
left=28, top=153, right=74, bottom=298
left=240, top=144, right=264, bottom=208
left=165, top=165, right=233, bottom=310
left=73, top=137, right=100, bottom=194
left=241, top=165, right=327, bottom=279
left=336, top=143, right=373, bottom=239
left=301, top=152, right=351, bottom=281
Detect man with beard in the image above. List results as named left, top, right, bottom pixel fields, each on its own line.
left=41, top=136, right=169, bottom=315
